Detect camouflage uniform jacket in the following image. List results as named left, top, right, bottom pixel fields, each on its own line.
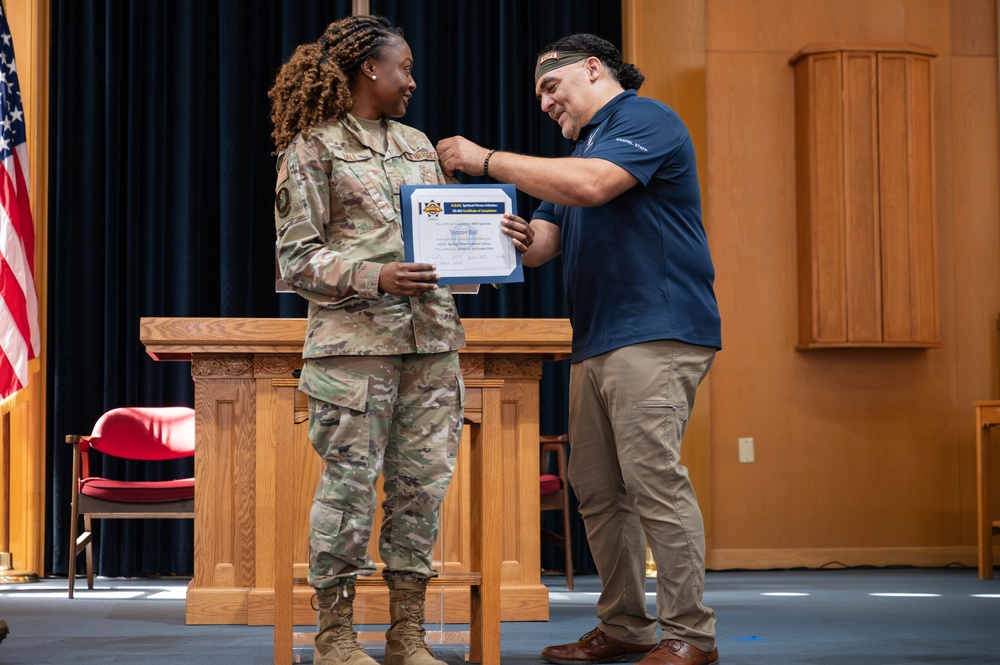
left=274, top=115, right=465, bottom=357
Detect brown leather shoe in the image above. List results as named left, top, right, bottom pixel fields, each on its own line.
left=541, top=627, right=657, bottom=664
left=635, top=639, right=719, bottom=665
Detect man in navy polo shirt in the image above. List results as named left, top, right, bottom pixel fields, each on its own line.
left=437, top=32, right=721, bottom=665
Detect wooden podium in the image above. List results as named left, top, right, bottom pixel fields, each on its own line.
left=139, top=317, right=572, bottom=626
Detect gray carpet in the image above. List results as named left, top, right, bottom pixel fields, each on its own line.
left=0, top=568, right=998, bottom=664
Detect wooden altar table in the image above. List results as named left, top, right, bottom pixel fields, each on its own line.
left=139, top=317, right=572, bottom=626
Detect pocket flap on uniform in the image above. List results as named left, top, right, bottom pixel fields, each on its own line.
left=298, top=362, right=369, bottom=412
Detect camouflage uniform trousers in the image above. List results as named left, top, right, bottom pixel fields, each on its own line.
left=299, top=351, right=465, bottom=589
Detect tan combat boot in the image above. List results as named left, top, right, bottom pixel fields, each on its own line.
left=384, top=579, right=446, bottom=665
left=313, top=583, right=378, bottom=665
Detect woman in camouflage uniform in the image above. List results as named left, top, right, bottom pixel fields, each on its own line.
left=269, top=15, right=464, bottom=665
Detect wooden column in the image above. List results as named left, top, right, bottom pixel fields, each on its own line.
left=622, top=0, right=714, bottom=560
left=2, top=0, right=49, bottom=579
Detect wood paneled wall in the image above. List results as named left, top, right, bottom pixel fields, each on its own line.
left=625, top=0, right=1000, bottom=568
left=6, top=0, right=1000, bottom=576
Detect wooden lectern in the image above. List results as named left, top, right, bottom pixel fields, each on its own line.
left=139, top=317, right=572, bottom=626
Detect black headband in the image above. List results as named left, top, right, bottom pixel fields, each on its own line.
left=534, top=50, right=592, bottom=83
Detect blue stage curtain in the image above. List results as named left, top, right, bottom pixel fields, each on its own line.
left=47, top=0, right=620, bottom=579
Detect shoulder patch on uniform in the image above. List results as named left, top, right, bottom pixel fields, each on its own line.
left=276, top=186, right=291, bottom=217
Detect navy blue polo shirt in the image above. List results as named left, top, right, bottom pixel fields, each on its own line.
left=534, top=90, right=721, bottom=362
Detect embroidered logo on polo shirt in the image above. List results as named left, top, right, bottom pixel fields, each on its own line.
left=615, top=137, right=648, bottom=152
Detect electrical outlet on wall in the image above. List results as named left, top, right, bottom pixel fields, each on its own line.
left=738, top=437, right=755, bottom=463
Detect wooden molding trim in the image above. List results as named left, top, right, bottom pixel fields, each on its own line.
left=790, top=41, right=938, bottom=64
left=710, top=546, right=988, bottom=571
left=139, top=317, right=572, bottom=361
left=191, top=356, right=254, bottom=379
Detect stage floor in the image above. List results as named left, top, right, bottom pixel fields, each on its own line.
left=2, top=568, right=998, bottom=664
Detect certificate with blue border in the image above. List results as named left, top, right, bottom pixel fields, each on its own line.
left=400, top=184, right=524, bottom=285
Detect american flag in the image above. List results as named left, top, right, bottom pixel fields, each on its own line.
left=0, top=5, right=38, bottom=401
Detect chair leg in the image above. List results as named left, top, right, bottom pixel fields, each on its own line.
left=977, top=415, right=994, bottom=580
left=84, top=515, right=94, bottom=590
left=68, top=441, right=83, bottom=598
left=561, top=499, right=574, bottom=591
left=68, top=505, right=78, bottom=599
left=557, top=439, right=573, bottom=590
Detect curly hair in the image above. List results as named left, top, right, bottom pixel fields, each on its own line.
left=539, top=33, right=644, bottom=91
left=269, top=15, right=405, bottom=152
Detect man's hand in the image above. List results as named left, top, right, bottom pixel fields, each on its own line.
left=501, top=213, right=534, bottom=253
left=436, top=136, right=491, bottom=178
left=378, top=262, right=440, bottom=297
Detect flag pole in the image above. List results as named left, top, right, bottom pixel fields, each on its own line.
left=0, top=410, right=38, bottom=583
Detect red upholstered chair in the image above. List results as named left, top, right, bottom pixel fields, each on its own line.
left=65, top=406, right=196, bottom=598
left=540, top=434, right=573, bottom=590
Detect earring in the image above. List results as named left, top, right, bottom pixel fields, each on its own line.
left=371, top=75, right=377, bottom=80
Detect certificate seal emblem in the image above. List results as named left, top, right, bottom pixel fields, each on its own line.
left=449, top=222, right=477, bottom=250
